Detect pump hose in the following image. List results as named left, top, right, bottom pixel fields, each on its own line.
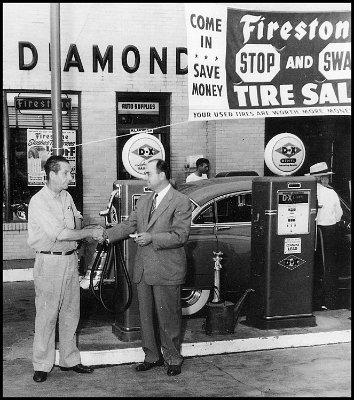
left=89, top=240, right=133, bottom=314
left=88, top=242, right=105, bottom=303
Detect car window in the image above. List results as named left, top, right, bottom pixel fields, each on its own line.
left=216, top=193, right=252, bottom=223
left=193, top=204, right=215, bottom=224
left=190, top=200, right=197, bottom=212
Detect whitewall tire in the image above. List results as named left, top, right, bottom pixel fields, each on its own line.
left=181, top=288, right=211, bottom=316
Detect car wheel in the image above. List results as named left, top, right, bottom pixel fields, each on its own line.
left=181, top=288, right=211, bottom=316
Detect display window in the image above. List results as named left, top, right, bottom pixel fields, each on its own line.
left=116, top=92, right=170, bottom=180
left=3, top=90, right=82, bottom=222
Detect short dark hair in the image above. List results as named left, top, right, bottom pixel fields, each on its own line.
left=44, top=155, right=70, bottom=180
left=196, top=158, right=209, bottom=168
left=149, top=158, right=171, bottom=180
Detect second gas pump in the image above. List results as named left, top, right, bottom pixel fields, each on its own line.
left=246, top=133, right=318, bottom=329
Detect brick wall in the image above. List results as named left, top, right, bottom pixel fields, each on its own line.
left=3, top=3, right=266, bottom=259
left=215, top=119, right=265, bottom=176
left=3, top=224, right=35, bottom=260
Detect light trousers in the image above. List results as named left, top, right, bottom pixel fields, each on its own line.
left=32, top=253, right=81, bottom=372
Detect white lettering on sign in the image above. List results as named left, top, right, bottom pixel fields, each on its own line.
left=302, top=82, right=351, bottom=105
left=233, top=84, right=295, bottom=106
left=240, top=14, right=350, bottom=44
left=285, top=55, right=314, bottom=69
left=284, top=237, right=301, bottom=254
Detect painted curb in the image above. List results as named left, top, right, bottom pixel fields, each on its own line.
left=3, top=268, right=34, bottom=282
left=55, top=329, right=351, bottom=366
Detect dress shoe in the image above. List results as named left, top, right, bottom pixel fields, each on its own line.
left=60, top=363, right=94, bottom=373
left=167, top=365, right=181, bottom=376
left=135, top=359, right=164, bottom=372
left=33, top=371, right=48, bottom=382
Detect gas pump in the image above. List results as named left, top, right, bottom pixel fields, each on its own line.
left=246, top=176, right=318, bottom=329
left=79, top=180, right=148, bottom=341
left=110, top=179, right=152, bottom=342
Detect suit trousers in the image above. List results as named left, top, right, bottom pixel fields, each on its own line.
left=32, top=253, right=81, bottom=372
left=137, top=275, right=183, bottom=366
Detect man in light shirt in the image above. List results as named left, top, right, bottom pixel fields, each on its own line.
left=306, top=162, right=343, bottom=310
left=186, top=158, right=210, bottom=183
left=28, top=155, right=105, bottom=382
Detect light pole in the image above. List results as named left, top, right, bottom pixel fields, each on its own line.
left=50, top=3, right=63, bottom=156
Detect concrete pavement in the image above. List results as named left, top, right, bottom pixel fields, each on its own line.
left=2, top=266, right=351, bottom=397
left=3, top=343, right=351, bottom=397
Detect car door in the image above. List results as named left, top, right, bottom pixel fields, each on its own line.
left=214, top=191, right=252, bottom=300
left=184, top=201, right=218, bottom=289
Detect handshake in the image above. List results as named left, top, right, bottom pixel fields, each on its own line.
left=83, top=225, right=108, bottom=243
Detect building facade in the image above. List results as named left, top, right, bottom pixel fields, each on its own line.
left=3, top=3, right=351, bottom=260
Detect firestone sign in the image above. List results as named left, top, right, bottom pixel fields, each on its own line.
left=185, top=5, right=351, bottom=121
left=15, top=96, right=72, bottom=111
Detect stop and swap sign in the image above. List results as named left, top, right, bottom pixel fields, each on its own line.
left=235, top=44, right=280, bottom=83
left=236, top=42, right=351, bottom=83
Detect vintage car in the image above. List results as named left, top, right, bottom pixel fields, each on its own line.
left=179, top=176, right=351, bottom=316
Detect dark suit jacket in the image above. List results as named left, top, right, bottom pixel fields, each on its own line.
left=107, top=186, right=192, bottom=285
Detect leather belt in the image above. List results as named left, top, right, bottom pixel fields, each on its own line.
left=38, top=249, right=76, bottom=256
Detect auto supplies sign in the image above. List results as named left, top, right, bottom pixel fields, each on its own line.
left=27, top=129, right=76, bottom=186
left=185, top=4, right=351, bottom=121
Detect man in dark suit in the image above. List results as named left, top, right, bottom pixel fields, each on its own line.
left=106, top=159, right=192, bottom=376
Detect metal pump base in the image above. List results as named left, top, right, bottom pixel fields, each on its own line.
left=244, top=314, right=317, bottom=330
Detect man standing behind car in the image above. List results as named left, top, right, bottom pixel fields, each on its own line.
left=186, top=157, right=210, bottom=182
left=306, top=162, right=343, bottom=310
left=28, top=155, right=105, bottom=383
left=105, top=159, right=192, bottom=376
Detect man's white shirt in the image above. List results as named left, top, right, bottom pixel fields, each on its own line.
left=316, top=183, right=343, bottom=226
left=154, top=183, right=171, bottom=208
left=186, top=173, right=208, bottom=183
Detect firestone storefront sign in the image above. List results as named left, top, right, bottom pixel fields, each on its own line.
left=15, top=97, right=72, bottom=111
left=185, top=4, right=351, bottom=121
left=27, top=129, right=77, bottom=186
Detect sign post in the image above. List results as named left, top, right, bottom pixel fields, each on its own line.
left=50, top=3, right=63, bottom=156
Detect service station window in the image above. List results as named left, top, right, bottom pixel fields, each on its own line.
left=3, top=91, right=81, bottom=222
left=116, top=93, right=170, bottom=180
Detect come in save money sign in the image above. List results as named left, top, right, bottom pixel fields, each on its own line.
left=185, top=4, right=351, bottom=121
